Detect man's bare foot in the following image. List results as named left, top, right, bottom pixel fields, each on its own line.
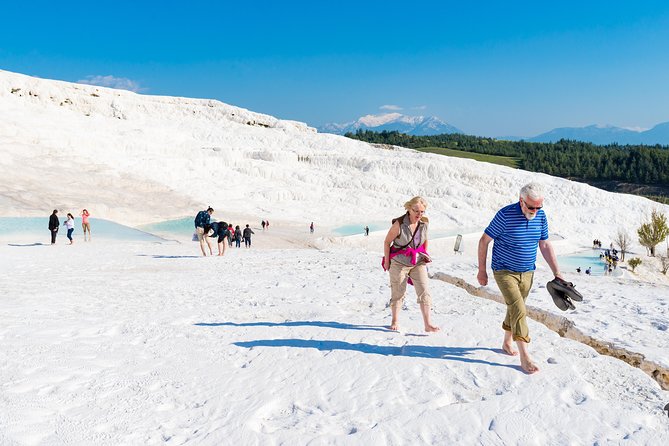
left=520, top=356, right=540, bottom=374
left=425, top=324, right=441, bottom=332
left=502, top=342, right=518, bottom=356
left=389, top=321, right=399, bottom=331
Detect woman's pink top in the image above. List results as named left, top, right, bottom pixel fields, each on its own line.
left=81, top=212, right=90, bottom=224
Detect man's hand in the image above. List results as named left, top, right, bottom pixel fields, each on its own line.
left=477, top=234, right=492, bottom=286
left=477, top=270, right=488, bottom=286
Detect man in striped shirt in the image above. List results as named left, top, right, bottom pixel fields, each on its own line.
left=477, top=183, right=562, bottom=374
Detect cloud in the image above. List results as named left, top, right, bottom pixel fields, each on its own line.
left=77, top=75, right=143, bottom=93
left=411, top=105, right=427, bottom=110
left=379, top=104, right=403, bottom=111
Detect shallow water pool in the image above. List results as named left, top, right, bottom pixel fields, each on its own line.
left=138, top=217, right=194, bottom=236
left=558, top=249, right=622, bottom=277
left=332, top=223, right=386, bottom=236
left=0, top=217, right=166, bottom=242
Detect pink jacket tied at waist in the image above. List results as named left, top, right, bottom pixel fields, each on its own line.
left=382, top=244, right=430, bottom=286
left=390, top=244, right=428, bottom=266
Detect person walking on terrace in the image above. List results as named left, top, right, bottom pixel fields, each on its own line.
left=234, top=225, right=242, bottom=248
left=63, top=213, right=75, bottom=244
left=227, top=223, right=234, bottom=247
left=243, top=224, right=255, bottom=248
left=382, top=196, right=439, bottom=333
left=477, top=182, right=562, bottom=374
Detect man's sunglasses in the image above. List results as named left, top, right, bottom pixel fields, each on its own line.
left=522, top=199, right=543, bottom=211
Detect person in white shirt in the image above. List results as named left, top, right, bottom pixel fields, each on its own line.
left=63, top=213, right=75, bottom=245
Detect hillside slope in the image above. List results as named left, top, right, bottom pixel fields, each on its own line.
left=1, top=70, right=667, bottom=250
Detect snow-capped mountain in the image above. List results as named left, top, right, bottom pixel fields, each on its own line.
left=319, top=113, right=462, bottom=136
left=525, top=123, right=669, bottom=145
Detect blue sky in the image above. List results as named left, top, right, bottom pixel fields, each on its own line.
left=2, top=0, right=669, bottom=136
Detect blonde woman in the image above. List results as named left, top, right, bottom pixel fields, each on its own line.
left=383, top=196, right=439, bottom=332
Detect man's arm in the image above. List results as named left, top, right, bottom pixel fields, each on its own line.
left=477, top=233, right=493, bottom=285
left=539, top=239, right=562, bottom=279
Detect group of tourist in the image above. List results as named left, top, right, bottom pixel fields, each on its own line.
left=601, top=248, right=619, bottom=274
left=194, top=207, right=256, bottom=256
left=48, top=182, right=561, bottom=376
left=576, top=243, right=620, bottom=275
left=384, top=183, right=561, bottom=374
left=48, top=209, right=92, bottom=245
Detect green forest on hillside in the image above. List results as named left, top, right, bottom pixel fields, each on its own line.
left=346, top=130, right=669, bottom=203
left=414, top=147, right=520, bottom=169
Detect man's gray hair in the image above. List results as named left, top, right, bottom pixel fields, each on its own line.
left=520, top=182, right=544, bottom=201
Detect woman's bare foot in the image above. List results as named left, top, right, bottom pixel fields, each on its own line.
left=419, top=304, right=439, bottom=333
left=389, top=321, right=399, bottom=331
left=520, top=356, right=540, bottom=374
left=502, top=342, right=518, bottom=356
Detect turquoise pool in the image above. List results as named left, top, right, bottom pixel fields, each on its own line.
left=138, top=217, right=241, bottom=237
left=138, top=217, right=194, bottom=236
left=332, top=224, right=482, bottom=238
left=557, top=249, right=621, bottom=277
left=332, top=223, right=386, bottom=236
left=0, top=217, right=166, bottom=242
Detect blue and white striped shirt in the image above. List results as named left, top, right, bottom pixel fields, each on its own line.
left=484, top=202, right=549, bottom=272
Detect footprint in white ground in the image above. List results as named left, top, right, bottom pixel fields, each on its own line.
left=560, top=388, right=590, bottom=406
left=247, top=400, right=352, bottom=436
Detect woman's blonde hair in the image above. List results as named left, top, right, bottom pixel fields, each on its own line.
left=403, top=196, right=429, bottom=222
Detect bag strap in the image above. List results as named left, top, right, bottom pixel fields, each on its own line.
left=393, top=218, right=421, bottom=251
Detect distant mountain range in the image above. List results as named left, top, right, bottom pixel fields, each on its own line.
left=321, top=113, right=669, bottom=146
left=319, top=113, right=462, bottom=136
left=518, top=123, right=669, bottom=146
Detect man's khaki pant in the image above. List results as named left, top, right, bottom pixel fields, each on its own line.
left=493, top=270, right=534, bottom=343
left=389, top=262, right=432, bottom=307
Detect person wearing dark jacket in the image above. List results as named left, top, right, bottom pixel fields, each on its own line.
left=194, top=207, right=214, bottom=256
left=234, top=225, right=242, bottom=248
left=227, top=224, right=234, bottom=247
left=243, top=224, right=255, bottom=248
left=209, top=221, right=229, bottom=256
left=48, top=209, right=59, bottom=244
